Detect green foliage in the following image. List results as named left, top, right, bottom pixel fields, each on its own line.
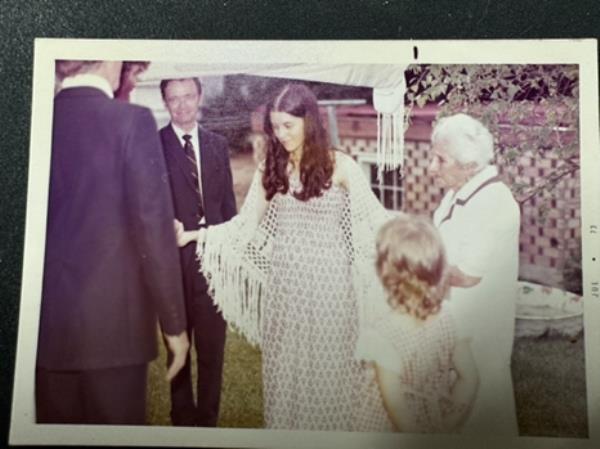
left=405, top=64, right=580, bottom=216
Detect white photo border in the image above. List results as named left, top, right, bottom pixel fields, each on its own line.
left=10, top=38, right=600, bottom=449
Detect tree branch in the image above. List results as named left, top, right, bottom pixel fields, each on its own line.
left=517, top=164, right=579, bottom=206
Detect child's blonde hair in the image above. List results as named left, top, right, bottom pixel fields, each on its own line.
left=376, top=215, right=448, bottom=320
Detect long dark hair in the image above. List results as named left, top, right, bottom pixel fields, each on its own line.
left=114, top=61, right=151, bottom=101
left=262, top=84, right=334, bottom=201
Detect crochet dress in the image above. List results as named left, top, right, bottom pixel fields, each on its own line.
left=361, top=307, right=462, bottom=433
left=197, top=156, right=396, bottom=431
left=262, top=180, right=361, bottom=430
left=261, top=177, right=391, bottom=430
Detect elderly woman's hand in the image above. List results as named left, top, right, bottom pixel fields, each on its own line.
left=447, top=265, right=481, bottom=289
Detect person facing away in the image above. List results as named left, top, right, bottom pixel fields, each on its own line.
left=429, top=113, right=520, bottom=435
left=362, top=215, right=479, bottom=433
left=36, top=60, right=189, bottom=425
left=158, top=77, right=237, bottom=427
left=175, top=83, right=396, bottom=431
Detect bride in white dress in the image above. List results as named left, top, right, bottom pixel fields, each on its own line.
left=175, top=83, right=394, bottom=431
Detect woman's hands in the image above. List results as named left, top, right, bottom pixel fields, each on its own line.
left=173, top=219, right=199, bottom=248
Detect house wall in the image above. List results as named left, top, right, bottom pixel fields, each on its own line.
left=334, top=106, right=581, bottom=289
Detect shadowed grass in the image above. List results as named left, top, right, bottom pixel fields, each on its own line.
left=218, top=331, right=264, bottom=428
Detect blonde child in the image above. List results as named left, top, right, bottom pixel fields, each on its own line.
left=368, top=215, right=479, bottom=433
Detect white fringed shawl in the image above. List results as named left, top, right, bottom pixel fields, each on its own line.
left=196, top=155, right=397, bottom=358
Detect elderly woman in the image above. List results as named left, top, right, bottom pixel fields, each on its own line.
left=428, top=113, right=520, bottom=436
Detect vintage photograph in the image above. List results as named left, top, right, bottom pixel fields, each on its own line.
left=10, top=40, right=599, bottom=449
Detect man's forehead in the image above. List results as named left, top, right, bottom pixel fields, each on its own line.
left=165, top=79, right=199, bottom=94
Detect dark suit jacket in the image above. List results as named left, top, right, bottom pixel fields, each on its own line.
left=159, top=124, right=236, bottom=305
left=37, top=87, right=187, bottom=371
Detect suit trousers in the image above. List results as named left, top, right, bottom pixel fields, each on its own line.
left=167, top=289, right=226, bottom=427
left=35, top=364, right=147, bottom=424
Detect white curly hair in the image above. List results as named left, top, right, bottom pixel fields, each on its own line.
left=431, top=113, right=494, bottom=169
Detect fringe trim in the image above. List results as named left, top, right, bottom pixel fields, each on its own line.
left=197, top=225, right=264, bottom=347
left=376, top=111, right=405, bottom=180
left=196, top=158, right=400, bottom=355
left=343, top=156, right=401, bottom=361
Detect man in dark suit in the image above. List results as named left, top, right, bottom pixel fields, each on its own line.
left=159, top=77, right=237, bottom=427
left=36, top=60, right=189, bottom=425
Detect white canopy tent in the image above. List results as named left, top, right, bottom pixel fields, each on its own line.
left=139, top=63, right=408, bottom=171
left=141, top=63, right=406, bottom=89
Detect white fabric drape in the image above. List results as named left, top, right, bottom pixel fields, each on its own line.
left=142, top=63, right=406, bottom=89
left=373, top=82, right=407, bottom=175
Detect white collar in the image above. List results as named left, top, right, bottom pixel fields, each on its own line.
left=171, top=123, right=199, bottom=141
left=61, top=73, right=114, bottom=98
left=452, top=165, right=499, bottom=201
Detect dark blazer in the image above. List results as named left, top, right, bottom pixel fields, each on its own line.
left=37, top=87, right=187, bottom=371
left=159, top=124, right=236, bottom=301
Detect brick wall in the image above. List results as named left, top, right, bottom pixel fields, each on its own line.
left=514, top=151, right=581, bottom=286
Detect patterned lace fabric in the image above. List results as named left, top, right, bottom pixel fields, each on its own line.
left=262, top=177, right=391, bottom=431
left=198, top=155, right=398, bottom=430
left=368, top=309, right=460, bottom=433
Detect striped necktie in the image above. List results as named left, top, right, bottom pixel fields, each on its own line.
left=182, top=134, right=204, bottom=219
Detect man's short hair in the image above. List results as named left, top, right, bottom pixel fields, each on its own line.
left=55, top=60, right=102, bottom=81
left=159, top=78, right=203, bottom=100
left=431, top=113, right=494, bottom=169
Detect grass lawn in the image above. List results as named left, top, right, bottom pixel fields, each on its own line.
left=512, top=334, right=588, bottom=437
left=147, top=329, right=588, bottom=437
left=147, top=328, right=263, bottom=428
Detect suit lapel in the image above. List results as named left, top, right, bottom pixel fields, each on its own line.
left=198, top=127, right=220, bottom=204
